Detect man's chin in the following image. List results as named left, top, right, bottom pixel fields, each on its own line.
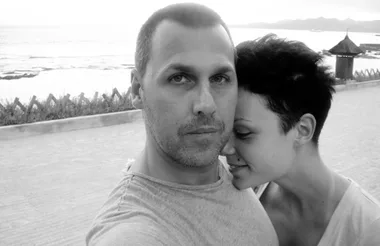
left=183, top=134, right=221, bottom=149
left=180, top=148, right=220, bottom=167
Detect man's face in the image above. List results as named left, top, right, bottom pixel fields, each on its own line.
left=226, top=90, right=296, bottom=190
left=140, top=20, right=237, bottom=167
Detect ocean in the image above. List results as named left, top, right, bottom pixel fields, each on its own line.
left=1, top=25, right=380, bottom=104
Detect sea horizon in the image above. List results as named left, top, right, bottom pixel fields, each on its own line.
left=1, top=25, right=380, bottom=104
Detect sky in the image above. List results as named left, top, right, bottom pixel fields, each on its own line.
left=1, top=0, right=379, bottom=27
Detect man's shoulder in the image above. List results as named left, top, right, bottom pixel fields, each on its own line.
left=87, top=219, right=174, bottom=246
left=86, top=175, right=167, bottom=245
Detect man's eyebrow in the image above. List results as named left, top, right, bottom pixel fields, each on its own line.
left=163, top=63, right=196, bottom=74
left=213, top=65, right=235, bottom=74
left=161, top=63, right=235, bottom=75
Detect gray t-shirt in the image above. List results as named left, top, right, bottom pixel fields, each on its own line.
left=86, top=162, right=278, bottom=245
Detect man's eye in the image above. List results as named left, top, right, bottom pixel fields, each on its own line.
left=169, top=74, right=190, bottom=84
left=210, top=74, right=230, bottom=84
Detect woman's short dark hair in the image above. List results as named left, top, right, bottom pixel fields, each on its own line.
left=236, top=34, right=336, bottom=144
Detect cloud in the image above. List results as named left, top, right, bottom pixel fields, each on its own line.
left=0, top=0, right=379, bottom=26
left=313, top=0, right=380, bottom=13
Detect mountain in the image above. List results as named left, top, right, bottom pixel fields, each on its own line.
left=231, top=18, right=380, bottom=33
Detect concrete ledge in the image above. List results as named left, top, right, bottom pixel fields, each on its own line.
left=1, top=80, right=380, bottom=140
left=0, top=109, right=142, bottom=141
left=334, top=79, right=380, bottom=92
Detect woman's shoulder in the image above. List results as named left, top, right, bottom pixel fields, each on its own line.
left=345, top=178, right=380, bottom=219
left=318, top=178, right=380, bottom=246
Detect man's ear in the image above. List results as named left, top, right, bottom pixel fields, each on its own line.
left=295, top=113, right=316, bottom=145
left=130, top=69, right=143, bottom=109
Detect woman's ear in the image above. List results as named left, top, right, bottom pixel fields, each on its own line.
left=130, top=69, right=143, bottom=109
left=295, top=113, right=316, bottom=145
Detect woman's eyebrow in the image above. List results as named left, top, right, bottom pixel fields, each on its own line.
left=234, top=117, right=251, bottom=123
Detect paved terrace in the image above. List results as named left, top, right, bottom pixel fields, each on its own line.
left=1, top=86, right=380, bottom=245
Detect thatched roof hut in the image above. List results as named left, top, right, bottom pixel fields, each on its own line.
left=329, top=35, right=363, bottom=56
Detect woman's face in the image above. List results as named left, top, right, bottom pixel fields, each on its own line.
left=224, top=89, right=297, bottom=190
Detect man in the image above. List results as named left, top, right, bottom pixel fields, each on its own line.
left=86, top=3, right=278, bottom=246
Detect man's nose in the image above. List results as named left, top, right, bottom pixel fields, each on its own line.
left=192, top=82, right=216, bottom=117
left=221, top=137, right=235, bottom=156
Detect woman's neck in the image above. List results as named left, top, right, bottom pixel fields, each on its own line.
left=275, top=152, right=349, bottom=224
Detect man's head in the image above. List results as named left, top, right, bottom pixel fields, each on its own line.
left=131, top=3, right=237, bottom=168
left=134, top=3, right=234, bottom=78
left=236, top=34, right=335, bottom=145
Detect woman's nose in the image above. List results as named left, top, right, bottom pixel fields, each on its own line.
left=221, top=137, right=235, bottom=156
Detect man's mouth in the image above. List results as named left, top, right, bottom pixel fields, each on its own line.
left=187, top=127, right=219, bottom=134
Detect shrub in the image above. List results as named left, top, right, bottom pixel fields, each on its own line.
left=0, top=88, right=134, bottom=126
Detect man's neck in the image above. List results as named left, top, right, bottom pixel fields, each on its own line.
left=130, top=140, right=220, bottom=186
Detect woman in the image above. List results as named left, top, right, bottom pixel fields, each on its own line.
left=222, top=34, right=380, bottom=245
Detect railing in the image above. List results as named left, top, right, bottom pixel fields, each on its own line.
left=353, top=68, right=380, bottom=82
left=1, top=68, right=380, bottom=126
left=0, top=88, right=133, bottom=126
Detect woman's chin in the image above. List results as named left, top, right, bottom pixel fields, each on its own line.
left=232, top=177, right=251, bottom=190
left=231, top=172, right=270, bottom=191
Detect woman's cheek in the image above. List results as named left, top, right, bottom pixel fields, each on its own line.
left=236, top=141, right=254, bottom=159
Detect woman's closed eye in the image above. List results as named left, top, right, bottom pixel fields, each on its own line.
left=233, top=129, right=252, bottom=139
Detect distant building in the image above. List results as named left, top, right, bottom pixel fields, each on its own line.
left=359, top=44, right=380, bottom=52
left=329, top=34, right=363, bottom=80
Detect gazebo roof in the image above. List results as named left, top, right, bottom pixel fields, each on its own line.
left=329, top=35, right=363, bottom=56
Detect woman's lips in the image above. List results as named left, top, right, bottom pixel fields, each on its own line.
left=228, top=163, right=248, bottom=172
